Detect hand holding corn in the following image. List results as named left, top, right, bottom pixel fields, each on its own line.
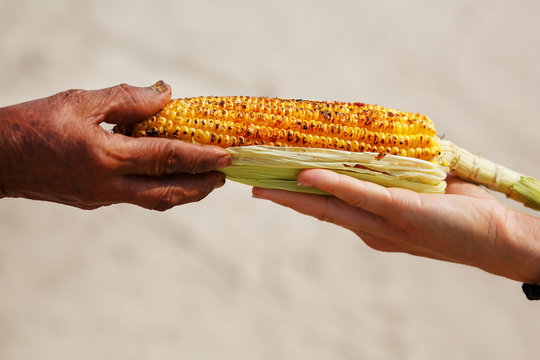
left=0, top=82, right=230, bottom=210
left=253, top=171, right=540, bottom=285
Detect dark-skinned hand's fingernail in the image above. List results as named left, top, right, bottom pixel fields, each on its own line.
left=217, top=155, right=232, bottom=169
left=150, top=80, right=168, bottom=94
left=216, top=174, right=226, bottom=188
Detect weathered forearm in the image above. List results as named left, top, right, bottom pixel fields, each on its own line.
left=0, top=104, right=21, bottom=198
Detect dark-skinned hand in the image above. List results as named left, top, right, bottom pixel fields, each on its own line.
left=0, top=81, right=231, bottom=210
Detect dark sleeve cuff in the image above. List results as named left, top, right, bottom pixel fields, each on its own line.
left=522, top=283, right=540, bottom=300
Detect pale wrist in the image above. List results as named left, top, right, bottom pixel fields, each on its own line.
left=504, top=209, right=540, bottom=284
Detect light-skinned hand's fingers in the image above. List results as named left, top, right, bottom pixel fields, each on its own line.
left=445, top=175, right=494, bottom=199
left=251, top=187, right=389, bottom=234
left=121, top=171, right=226, bottom=211
left=112, top=137, right=231, bottom=176
left=296, top=169, right=415, bottom=217
left=252, top=187, right=439, bottom=256
left=89, top=81, right=172, bottom=125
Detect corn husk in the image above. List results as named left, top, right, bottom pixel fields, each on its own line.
left=219, top=146, right=448, bottom=194
left=439, top=140, right=540, bottom=210
left=512, top=177, right=540, bottom=210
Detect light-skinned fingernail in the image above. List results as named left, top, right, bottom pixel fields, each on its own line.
left=216, top=155, right=232, bottom=169
left=150, top=80, right=168, bottom=94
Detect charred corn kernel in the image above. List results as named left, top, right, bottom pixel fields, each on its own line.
left=114, top=96, right=442, bottom=161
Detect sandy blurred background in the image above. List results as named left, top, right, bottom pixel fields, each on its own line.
left=1, top=0, right=539, bottom=359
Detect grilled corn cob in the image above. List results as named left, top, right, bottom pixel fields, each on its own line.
left=114, top=96, right=441, bottom=162
left=114, top=96, right=540, bottom=210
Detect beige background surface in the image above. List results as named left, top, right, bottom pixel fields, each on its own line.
left=1, top=0, right=539, bottom=359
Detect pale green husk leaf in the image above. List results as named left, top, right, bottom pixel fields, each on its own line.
left=512, top=177, right=540, bottom=210
left=218, top=146, right=448, bottom=194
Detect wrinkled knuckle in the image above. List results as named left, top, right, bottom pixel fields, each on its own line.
left=117, top=83, right=131, bottom=91
left=114, top=83, right=138, bottom=107
left=78, top=144, right=115, bottom=175
left=78, top=203, right=101, bottom=211
left=77, top=186, right=103, bottom=206
left=153, top=203, right=173, bottom=212
left=100, top=153, right=122, bottom=173
left=154, top=142, right=182, bottom=175
left=62, top=88, right=84, bottom=99
left=316, top=212, right=335, bottom=224
left=153, top=186, right=188, bottom=211
left=190, top=186, right=213, bottom=203
left=175, top=143, right=215, bottom=173
left=95, top=141, right=124, bottom=172
left=54, top=88, right=85, bottom=107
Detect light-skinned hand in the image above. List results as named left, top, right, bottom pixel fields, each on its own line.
left=253, top=169, right=540, bottom=284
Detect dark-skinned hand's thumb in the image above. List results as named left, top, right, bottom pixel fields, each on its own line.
left=90, top=81, right=172, bottom=125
